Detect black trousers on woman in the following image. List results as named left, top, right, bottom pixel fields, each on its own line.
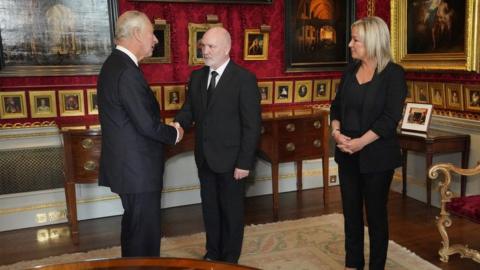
left=338, top=153, right=394, bottom=270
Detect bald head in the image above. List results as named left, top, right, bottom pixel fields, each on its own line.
left=201, top=27, right=231, bottom=69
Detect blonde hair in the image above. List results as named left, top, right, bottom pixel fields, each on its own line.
left=115, top=10, right=150, bottom=42
left=351, top=16, right=392, bottom=73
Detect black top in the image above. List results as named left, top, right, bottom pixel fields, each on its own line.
left=343, top=79, right=369, bottom=135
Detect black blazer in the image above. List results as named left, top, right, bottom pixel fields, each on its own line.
left=330, top=61, right=407, bottom=173
left=175, top=60, right=261, bottom=173
left=97, top=49, right=177, bottom=194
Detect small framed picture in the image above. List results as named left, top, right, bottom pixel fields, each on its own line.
left=244, top=29, right=269, bottom=60
left=188, top=23, right=222, bottom=65
left=29, top=90, right=57, bottom=118
left=274, top=81, right=293, bottom=104
left=464, top=85, right=480, bottom=112
left=294, top=80, right=312, bottom=103
left=59, top=89, right=85, bottom=117
left=0, top=91, right=27, bottom=119
left=331, top=79, right=341, bottom=100
left=86, top=89, right=98, bottom=115
left=151, top=86, right=162, bottom=109
left=445, top=83, right=464, bottom=110
left=414, top=82, right=429, bottom=104
left=142, top=23, right=171, bottom=63
left=163, top=85, right=185, bottom=110
left=429, top=82, right=445, bottom=108
left=313, top=79, right=331, bottom=102
left=258, top=81, right=273, bottom=105
left=401, top=103, right=433, bottom=133
left=405, top=81, right=414, bottom=103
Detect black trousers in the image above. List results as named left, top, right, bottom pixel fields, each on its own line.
left=119, top=191, right=162, bottom=257
left=338, top=154, right=394, bottom=270
left=198, top=162, right=245, bottom=263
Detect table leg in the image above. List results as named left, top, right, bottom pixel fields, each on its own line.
left=296, top=160, right=302, bottom=191
left=322, top=155, right=329, bottom=207
left=460, top=149, right=470, bottom=197
left=64, top=181, right=79, bottom=244
left=426, top=153, right=433, bottom=206
left=402, top=149, right=408, bottom=198
left=271, top=162, right=279, bottom=221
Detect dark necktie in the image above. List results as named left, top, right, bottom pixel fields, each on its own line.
left=207, top=71, right=218, bottom=105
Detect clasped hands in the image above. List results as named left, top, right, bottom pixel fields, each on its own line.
left=333, top=132, right=366, bottom=155
left=168, top=121, right=184, bottom=143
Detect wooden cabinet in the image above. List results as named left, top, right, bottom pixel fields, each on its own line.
left=62, top=106, right=330, bottom=243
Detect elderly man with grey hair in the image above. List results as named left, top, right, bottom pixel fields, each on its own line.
left=97, top=10, right=183, bottom=257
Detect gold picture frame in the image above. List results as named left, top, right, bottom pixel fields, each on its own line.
left=29, top=90, right=57, bottom=118
left=142, top=23, right=171, bottom=63
left=274, top=81, right=293, bottom=104
left=414, top=81, right=429, bottom=104
left=390, top=0, right=480, bottom=72
left=59, top=90, right=85, bottom=117
left=429, top=82, right=445, bottom=108
left=405, top=81, right=414, bottom=103
left=0, top=91, right=27, bottom=119
left=313, top=79, right=331, bottom=102
left=188, top=23, right=222, bottom=65
left=445, top=83, right=464, bottom=110
left=86, top=88, right=98, bottom=115
left=151, top=86, right=162, bottom=109
left=331, top=79, right=341, bottom=100
left=163, top=85, right=185, bottom=110
left=258, top=81, right=273, bottom=105
left=294, top=80, right=312, bottom=103
left=244, top=29, right=269, bottom=61
left=464, top=85, right=480, bottom=112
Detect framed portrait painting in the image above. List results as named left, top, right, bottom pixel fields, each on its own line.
left=274, top=81, right=293, bottom=104
left=414, top=81, right=429, bottom=104
left=258, top=81, right=273, bottom=105
left=464, top=85, right=480, bottom=112
left=331, top=79, right=341, bottom=100
left=59, top=90, right=85, bottom=117
left=29, top=90, right=57, bottom=118
left=0, top=0, right=118, bottom=77
left=86, top=89, right=98, bottom=115
left=405, top=81, right=414, bottom=103
left=244, top=29, right=269, bottom=60
left=163, top=85, right=185, bottom=110
left=188, top=23, right=223, bottom=65
left=313, top=79, right=331, bottom=102
left=391, top=0, right=480, bottom=72
left=284, top=0, right=355, bottom=72
left=0, top=91, right=27, bottom=119
left=429, top=82, right=445, bottom=108
left=294, top=80, right=312, bottom=103
left=130, top=0, right=272, bottom=3
left=401, top=103, right=433, bottom=133
left=445, top=83, right=464, bottom=110
left=142, top=23, right=171, bottom=64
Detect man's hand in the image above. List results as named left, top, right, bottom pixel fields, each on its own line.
left=168, top=122, right=184, bottom=143
left=234, top=168, right=249, bottom=180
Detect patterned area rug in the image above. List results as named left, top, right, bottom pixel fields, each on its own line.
left=0, top=213, right=439, bottom=270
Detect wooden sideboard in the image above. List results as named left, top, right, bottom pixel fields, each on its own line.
left=62, top=106, right=330, bottom=244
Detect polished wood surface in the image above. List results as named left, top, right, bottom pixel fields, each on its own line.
left=1, top=188, right=479, bottom=270
left=31, top=257, right=259, bottom=270
left=398, top=129, right=470, bottom=205
left=61, top=106, right=330, bottom=244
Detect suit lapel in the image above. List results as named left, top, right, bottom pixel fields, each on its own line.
left=207, top=61, right=235, bottom=110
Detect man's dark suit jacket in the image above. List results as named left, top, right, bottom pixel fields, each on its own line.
left=330, top=61, right=407, bottom=173
left=175, top=60, right=261, bottom=173
left=97, top=49, right=177, bottom=194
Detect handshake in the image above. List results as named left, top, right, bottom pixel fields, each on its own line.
left=168, top=121, right=184, bottom=144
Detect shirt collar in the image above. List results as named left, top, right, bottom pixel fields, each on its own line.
left=209, top=58, right=230, bottom=78
left=116, top=45, right=138, bottom=66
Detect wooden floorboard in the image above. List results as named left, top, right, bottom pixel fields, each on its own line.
left=0, top=187, right=479, bottom=269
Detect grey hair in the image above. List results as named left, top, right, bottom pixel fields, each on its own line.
left=351, top=16, right=392, bottom=73
left=115, top=10, right=150, bottom=41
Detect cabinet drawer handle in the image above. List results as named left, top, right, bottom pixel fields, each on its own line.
left=81, top=138, right=94, bottom=149
left=84, top=160, right=97, bottom=171
left=285, top=143, right=296, bottom=152
left=261, top=126, right=265, bottom=134
left=313, top=139, right=322, bottom=148
left=285, top=123, right=295, bottom=132
left=313, top=120, right=321, bottom=129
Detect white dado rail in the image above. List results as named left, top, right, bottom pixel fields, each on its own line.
left=0, top=126, right=337, bottom=232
